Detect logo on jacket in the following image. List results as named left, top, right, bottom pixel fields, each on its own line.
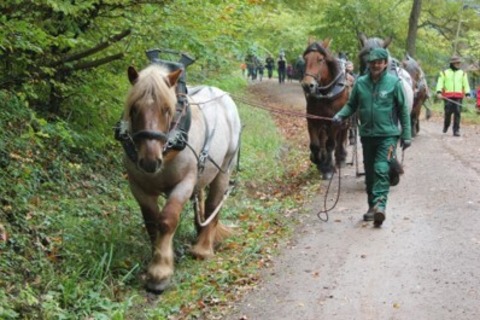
left=379, top=90, right=389, bottom=98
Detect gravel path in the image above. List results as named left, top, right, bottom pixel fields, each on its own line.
left=227, top=79, right=480, bottom=320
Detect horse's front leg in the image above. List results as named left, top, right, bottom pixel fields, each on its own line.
left=334, top=126, right=348, bottom=168
left=307, top=119, right=322, bottom=166
left=319, top=133, right=336, bottom=180
left=142, top=196, right=184, bottom=293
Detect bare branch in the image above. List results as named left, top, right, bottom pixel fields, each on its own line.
left=71, top=53, right=125, bottom=71
left=52, top=29, right=131, bottom=66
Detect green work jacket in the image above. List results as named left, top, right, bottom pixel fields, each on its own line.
left=336, top=69, right=411, bottom=141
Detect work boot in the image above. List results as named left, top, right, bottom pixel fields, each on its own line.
left=453, top=131, right=460, bottom=137
left=363, top=207, right=375, bottom=221
left=442, top=127, right=448, bottom=133
left=373, top=209, right=386, bottom=227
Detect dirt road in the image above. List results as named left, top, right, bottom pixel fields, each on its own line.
left=227, top=79, right=480, bottom=320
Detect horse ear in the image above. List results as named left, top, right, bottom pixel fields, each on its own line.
left=383, top=36, right=393, bottom=48
left=167, top=69, right=183, bottom=87
left=322, top=38, right=332, bottom=49
left=357, top=32, right=368, bottom=47
left=308, top=36, right=315, bottom=45
left=128, top=66, right=139, bottom=85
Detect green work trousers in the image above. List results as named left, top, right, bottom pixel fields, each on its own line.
left=361, top=136, right=399, bottom=212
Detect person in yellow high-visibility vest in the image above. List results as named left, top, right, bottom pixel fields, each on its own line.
left=436, top=55, right=471, bottom=137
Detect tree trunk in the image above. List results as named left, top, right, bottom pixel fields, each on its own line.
left=406, top=0, right=422, bottom=57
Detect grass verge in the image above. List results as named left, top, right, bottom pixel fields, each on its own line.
left=0, top=77, right=318, bottom=319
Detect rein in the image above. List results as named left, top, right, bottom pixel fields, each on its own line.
left=229, top=94, right=335, bottom=121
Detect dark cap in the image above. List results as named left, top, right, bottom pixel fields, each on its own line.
left=450, top=55, right=461, bottom=64
left=368, top=48, right=389, bottom=62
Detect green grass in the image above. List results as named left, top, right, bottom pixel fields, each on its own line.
left=0, top=76, right=314, bottom=319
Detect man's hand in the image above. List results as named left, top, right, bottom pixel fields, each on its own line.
left=332, top=115, right=343, bottom=126
left=436, top=93, right=443, bottom=100
left=400, top=139, right=411, bottom=150
left=466, top=93, right=471, bottom=99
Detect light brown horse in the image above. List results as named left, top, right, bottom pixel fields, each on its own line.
left=120, top=64, right=241, bottom=292
left=301, top=38, right=351, bottom=180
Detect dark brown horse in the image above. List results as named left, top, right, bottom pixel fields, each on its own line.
left=402, top=54, right=429, bottom=137
left=301, top=39, right=351, bottom=180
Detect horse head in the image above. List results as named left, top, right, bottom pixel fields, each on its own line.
left=301, top=38, right=339, bottom=97
left=125, top=65, right=182, bottom=173
left=357, top=32, right=392, bottom=75
left=402, top=54, right=422, bottom=85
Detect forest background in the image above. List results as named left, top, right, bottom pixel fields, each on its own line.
left=1, top=0, right=479, bottom=318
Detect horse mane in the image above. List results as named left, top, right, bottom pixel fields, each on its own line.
left=304, top=42, right=340, bottom=77
left=124, top=64, right=177, bottom=120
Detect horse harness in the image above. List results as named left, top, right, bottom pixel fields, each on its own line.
left=114, top=94, right=191, bottom=163
left=114, top=86, right=232, bottom=176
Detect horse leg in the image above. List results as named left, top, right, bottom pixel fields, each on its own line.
left=139, top=196, right=184, bottom=293
left=307, top=121, right=321, bottom=167
left=320, top=136, right=336, bottom=180
left=410, top=113, right=418, bottom=137
left=309, top=143, right=320, bottom=166
left=335, top=127, right=348, bottom=168
left=191, top=173, right=232, bottom=259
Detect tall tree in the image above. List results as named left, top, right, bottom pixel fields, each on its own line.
left=406, top=0, right=422, bottom=57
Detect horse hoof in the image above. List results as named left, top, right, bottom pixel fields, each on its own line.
left=322, top=172, right=333, bottom=180
left=146, top=278, right=171, bottom=294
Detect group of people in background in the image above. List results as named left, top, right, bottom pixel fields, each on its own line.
left=242, top=50, right=306, bottom=84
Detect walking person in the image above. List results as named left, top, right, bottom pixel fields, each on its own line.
left=265, top=55, right=275, bottom=79
left=435, top=55, right=471, bottom=136
left=332, top=48, right=411, bottom=227
left=286, top=64, right=293, bottom=82
left=240, top=62, right=247, bottom=78
left=257, top=61, right=264, bottom=81
left=277, top=53, right=287, bottom=84
left=295, top=55, right=305, bottom=81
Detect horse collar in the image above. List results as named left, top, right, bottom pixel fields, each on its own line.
left=313, top=71, right=348, bottom=100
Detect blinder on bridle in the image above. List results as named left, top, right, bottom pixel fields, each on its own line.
left=131, top=130, right=169, bottom=143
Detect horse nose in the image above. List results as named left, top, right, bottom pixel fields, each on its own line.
left=138, top=141, right=163, bottom=173
left=301, top=80, right=315, bottom=94
left=138, top=157, right=162, bottom=173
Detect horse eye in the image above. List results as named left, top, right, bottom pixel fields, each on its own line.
left=129, top=105, right=139, bottom=118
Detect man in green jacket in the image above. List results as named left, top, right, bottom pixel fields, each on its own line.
left=435, top=55, right=471, bottom=137
left=332, top=48, right=411, bottom=227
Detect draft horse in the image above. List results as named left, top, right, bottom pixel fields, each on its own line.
left=301, top=38, right=351, bottom=180
left=357, top=32, right=414, bottom=126
left=118, top=64, right=241, bottom=292
left=402, top=54, right=429, bottom=137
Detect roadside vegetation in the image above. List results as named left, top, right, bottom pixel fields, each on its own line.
left=0, top=74, right=318, bottom=318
